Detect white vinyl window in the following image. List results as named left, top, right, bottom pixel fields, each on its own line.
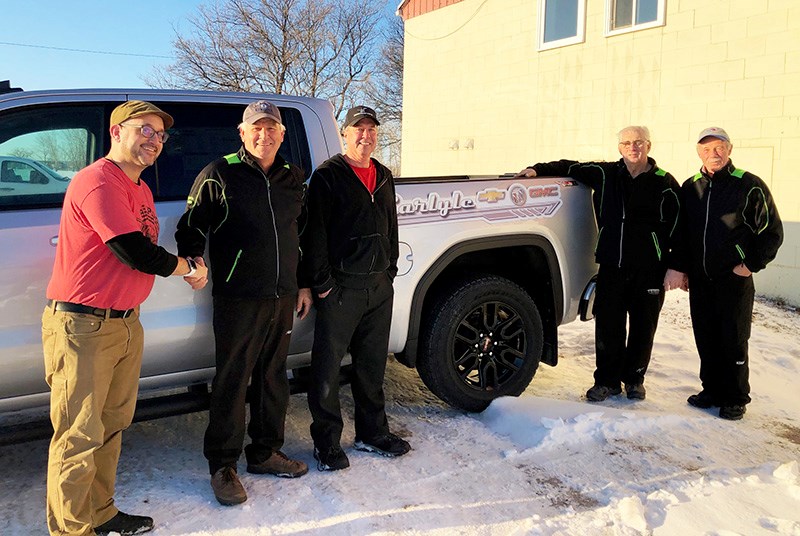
left=606, top=0, right=665, bottom=36
left=538, top=0, right=586, bottom=51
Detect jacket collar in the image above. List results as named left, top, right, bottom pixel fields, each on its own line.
left=694, top=160, right=735, bottom=182
left=238, top=145, right=287, bottom=174
left=616, top=156, right=659, bottom=176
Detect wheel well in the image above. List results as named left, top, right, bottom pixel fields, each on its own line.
left=398, top=236, right=562, bottom=368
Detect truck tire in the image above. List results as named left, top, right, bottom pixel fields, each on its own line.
left=418, top=275, right=544, bottom=412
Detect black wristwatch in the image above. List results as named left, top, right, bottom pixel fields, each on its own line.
left=185, top=257, right=197, bottom=277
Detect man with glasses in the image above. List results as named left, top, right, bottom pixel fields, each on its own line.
left=517, top=126, right=680, bottom=402
left=175, top=100, right=312, bottom=506
left=664, top=127, right=783, bottom=420
left=43, top=100, right=208, bottom=536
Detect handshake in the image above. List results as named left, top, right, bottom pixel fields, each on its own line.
left=184, top=256, right=209, bottom=290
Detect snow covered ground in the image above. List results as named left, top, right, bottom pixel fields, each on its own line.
left=1, top=291, right=799, bottom=535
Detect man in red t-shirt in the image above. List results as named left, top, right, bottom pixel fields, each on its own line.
left=42, top=101, right=208, bottom=536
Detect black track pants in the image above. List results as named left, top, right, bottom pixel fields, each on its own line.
left=688, top=272, right=754, bottom=406
left=593, top=264, right=666, bottom=388
left=204, top=294, right=296, bottom=474
left=308, top=276, right=393, bottom=449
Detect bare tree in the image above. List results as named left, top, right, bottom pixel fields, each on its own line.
left=61, top=130, right=89, bottom=172
left=37, top=132, right=61, bottom=169
left=365, top=16, right=404, bottom=173
left=367, top=16, right=403, bottom=125
left=9, top=147, right=35, bottom=159
left=32, top=130, right=87, bottom=173
left=147, top=0, right=384, bottom=118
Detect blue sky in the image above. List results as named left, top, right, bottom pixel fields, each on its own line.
left=1, top=0, right=398, bottom=92
left=0, top=1, right=205, bottom=90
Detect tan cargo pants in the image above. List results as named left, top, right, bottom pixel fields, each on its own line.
left=41, top=305, right=143, bottom=536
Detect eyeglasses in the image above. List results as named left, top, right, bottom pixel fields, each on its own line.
left=619, top=139, right=648, bottom=148
left=121, top=123, right=170, bottom=143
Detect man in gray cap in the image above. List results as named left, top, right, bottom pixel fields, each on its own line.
left=665, top=127, right=783, bottom=420
left=176, top=100, right=312, bottom=505
left=44, top=100, right=208, bottom=536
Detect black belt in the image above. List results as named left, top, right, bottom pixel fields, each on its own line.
left=47, top=300, right=135, bottom=319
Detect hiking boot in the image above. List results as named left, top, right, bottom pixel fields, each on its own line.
left=585, top=384, right=622, bottom=402
left=94, top=511, right=154, bottom=535
left=247, top=450, right=308, bottom=478
left=313, top=445, right=350, bottom=471
left=625, top=383, right=646, bottom=400
left=210, top=467, right=247, bottom=505
left=687, top=391, right=716, bottom=409
left=719, top=405, right=747, bottom=421
left=354, top=433, right=411, bottom=457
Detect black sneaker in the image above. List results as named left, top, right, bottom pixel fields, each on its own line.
left=313, top=445, right=350, bottom=471
left=94, top=511, right=154, bottom=536
left=719, top=405, right=747, bottom=420
left=354, top=433, right=411, bottom=457
left=687, top=391, right=717, bottom=409
left=585, top=384, right=622, bottom=402
left=625, top=383, right=646, bottom=400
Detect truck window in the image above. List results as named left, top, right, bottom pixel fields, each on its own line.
left=0, top=105, right=102, bottom=209
left=142, top=102, right=312, bottom=201
left=0, top=99, right=313, bottom=207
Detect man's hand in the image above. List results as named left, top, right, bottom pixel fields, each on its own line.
left=663, top=268, right=688, bottom=292
left=296, top=288, right=312, bottom=320
left=733, top=263, right=752, bottom=277
left=515, top=167, right=537, bottom=178
left=318, top=288, right=332, bottom=299
left=184, top=256, right=208, bottom=290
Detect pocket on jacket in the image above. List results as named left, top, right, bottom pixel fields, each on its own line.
left=339, top=234, right=390, bottom=275
left=225, top=249, right=243, bottom=283
left=651, top=232, right=662, bottom=262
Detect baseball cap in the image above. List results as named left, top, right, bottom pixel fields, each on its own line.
left=697, top=127, right=730, bottom=143
left=343, top=106, right=380, bottom=129
left=110, top=100, right=174, bottom=130
left=242, top=100, right=283, bottom=126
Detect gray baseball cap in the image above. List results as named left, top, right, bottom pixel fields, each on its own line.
left=697, top=127, right=730, bottom=143
left=243, top=100, right=282, bottom=126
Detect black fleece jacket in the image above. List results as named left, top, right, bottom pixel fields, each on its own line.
left=670, top=160, right=783, bottom=279
left=532, top=157, right=680, bottom=270
left=175, top=147, right=306, bottom=298
left=301, top=153, right=398, bottom=293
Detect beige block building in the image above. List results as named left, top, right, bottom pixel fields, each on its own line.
left=398, top=0, right=800, bottom=304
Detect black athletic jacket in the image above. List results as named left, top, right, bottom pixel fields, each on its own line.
left=671, top=161, right=783, bottom=279
left=175, top=147, right=306, bottom=298
left=532, top=157, right=680, bottom=270
left=302, top=153, right=398, bottom=293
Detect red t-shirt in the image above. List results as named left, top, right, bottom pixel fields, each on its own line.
left=349, top=160, right=376, bottom=193
left=46, top=158, right=159, bottom=309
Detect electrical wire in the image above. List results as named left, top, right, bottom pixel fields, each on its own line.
left=0, top=40, right=172, bottom=59
left=403, top=0, right=490, bottom=41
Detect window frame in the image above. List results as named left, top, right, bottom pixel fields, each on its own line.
left=0, top=103, right=104, bottom=211
left=604, top=0, right=666, bottom=37
left=538, top=0, right=587, bottom=51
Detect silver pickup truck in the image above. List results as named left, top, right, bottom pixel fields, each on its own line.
left=0, top=88, right=596, bottom=436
